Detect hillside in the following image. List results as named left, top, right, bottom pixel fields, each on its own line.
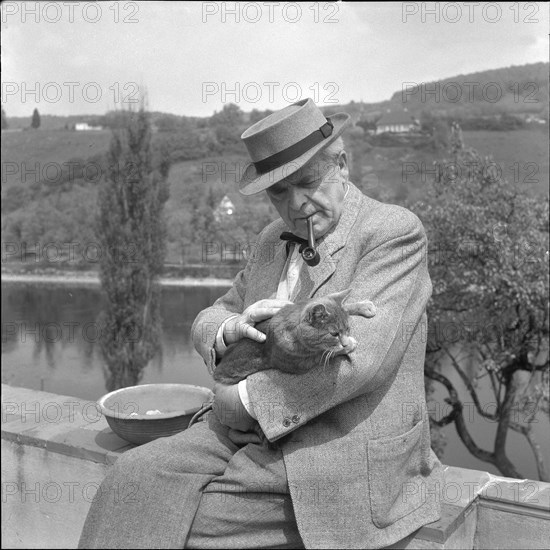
left=5, top=114, right=108, bottom=131
left=463, top=128, right=548, bottom=196
left=1, top=129, right=112, bottom=188
left=388, top=62, right=549, bottom=119
left=2, top=62, right=548, bottom=270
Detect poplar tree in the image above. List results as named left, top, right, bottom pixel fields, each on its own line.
left=96, top=108, right=169, bottom=391
left=31, top=108, right=40, bottom=129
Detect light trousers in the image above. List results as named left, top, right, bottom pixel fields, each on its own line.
left=78, top=412, right=304, bottom=549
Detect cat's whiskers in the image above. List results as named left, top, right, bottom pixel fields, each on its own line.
left=327, top=350, right=335, bottom=370
left=320, top=349, right=329, bottom=367
left=321, top=348, right=337, bottom=372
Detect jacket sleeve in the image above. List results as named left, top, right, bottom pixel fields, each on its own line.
left=191, top=251, right=253, bottom=377
left=246, top=210, right=432, bottom=442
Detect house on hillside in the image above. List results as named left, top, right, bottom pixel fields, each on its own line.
left=525, top=114, right=546, bottom=124
left=213, top=195, right=235, bottom=222
left=376, top=111, right=420, bottom=134
left=75, top=122, right=103, bottom=131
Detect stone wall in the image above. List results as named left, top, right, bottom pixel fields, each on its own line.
left=2, top=384, right=549, bottom=549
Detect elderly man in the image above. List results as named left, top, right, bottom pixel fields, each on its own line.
left=79, top=99, right=442, bottom=549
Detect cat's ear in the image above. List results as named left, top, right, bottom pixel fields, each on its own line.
left=327, top=288, right=352, bottom=305
left=307, top=303, right=329, bottom=325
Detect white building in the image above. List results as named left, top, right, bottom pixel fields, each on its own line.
left=214, top=195, right=235, bottom=222
left=376, top=111, right=420, bottom=134
left=75, top=122, right=103, bottom=131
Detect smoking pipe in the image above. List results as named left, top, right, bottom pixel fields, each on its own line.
left=301, top=216, right=320, bottom=267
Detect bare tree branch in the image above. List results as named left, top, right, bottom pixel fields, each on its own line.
left=425, top=368, right=495, bottom=464
left=443, top=347, right=498, bottom=420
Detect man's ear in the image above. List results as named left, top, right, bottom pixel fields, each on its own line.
left=338, top=150, right=349, bottom=181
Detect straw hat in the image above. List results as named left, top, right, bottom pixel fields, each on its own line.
left=239, top=98, right=351, bottom=195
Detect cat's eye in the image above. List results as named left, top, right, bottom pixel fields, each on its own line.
left=330, top=330, right=339, bottom=337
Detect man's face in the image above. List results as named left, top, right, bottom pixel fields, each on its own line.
left=265, top=150, right=349, bottom=240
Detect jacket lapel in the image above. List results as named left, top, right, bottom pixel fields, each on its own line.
left=251, top=220, right=289, bottom=301
left=295, top=183, right=364, bottom=300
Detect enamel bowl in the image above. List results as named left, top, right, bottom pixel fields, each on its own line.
left=97, top=383, right=213, bottom=445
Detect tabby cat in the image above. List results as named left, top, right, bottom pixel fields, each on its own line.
left=213, top=289, right=376, bottom=384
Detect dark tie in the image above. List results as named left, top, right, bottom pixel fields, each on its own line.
left=280, top=232, right=308, bottom=255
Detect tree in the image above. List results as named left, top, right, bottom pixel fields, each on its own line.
left=355, top=118, right=377, bottom=134
left=31, top=108, right=40, bottom=129
left=96, top=108, right=170, bottom=391
left=166, top=209, right=193, bottom=264
left=411, top=123, right=549, bottom=480
left=249, top=108, right=274, bottom=124
left=1, top=107, right=8, bottom=130
left=210, top=103, right=245, bottom=149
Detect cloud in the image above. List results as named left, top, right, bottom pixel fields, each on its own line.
left=1, top=1, right=548, bottom=117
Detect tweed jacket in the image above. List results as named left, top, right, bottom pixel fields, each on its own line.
left=191, top=183, right=442, bottom=549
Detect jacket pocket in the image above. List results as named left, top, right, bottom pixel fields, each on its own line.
left=367, top=419, right=432, bottom=529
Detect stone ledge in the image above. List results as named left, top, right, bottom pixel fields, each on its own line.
left=415, top=501, right=474, bottom=544
left=478, top=475, right=550, bottom=513
left=477, top=498, right=550, bottom=519
left=3, top=384, right=550, bottom=549
left=1, top=384, right=135, bottom=466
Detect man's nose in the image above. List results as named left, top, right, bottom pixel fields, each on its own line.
left=287, top=186, right=309, bottom=212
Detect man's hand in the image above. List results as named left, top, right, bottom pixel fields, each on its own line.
left=212, top=382, right=257, bottom=432
left=223, top=299, right=292, bottom=346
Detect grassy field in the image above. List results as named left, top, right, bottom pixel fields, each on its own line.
left=1, top=126, right=547, bottom=266
left=366, top=128, right=548, bottom=202
left=1, top=129, right=112, bottom=188
left=2, top=126, right=546, bottom=195
left=463, top=128, right=549, bottom=196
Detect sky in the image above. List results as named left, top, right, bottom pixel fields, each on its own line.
left=1, top=1, right=549, bottom=118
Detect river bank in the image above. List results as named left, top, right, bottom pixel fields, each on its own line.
left=1, top=272, right=233, bottom=287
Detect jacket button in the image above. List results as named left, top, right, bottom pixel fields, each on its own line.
left=291, top=415, right=299, bottom=423
left=283, top=418, right=291, bottom=427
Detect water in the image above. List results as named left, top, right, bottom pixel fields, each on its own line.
left=2, top=281, right=548, bottom=480
left=1, top=282, right=229, bottom=400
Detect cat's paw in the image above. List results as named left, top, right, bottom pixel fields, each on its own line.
left=345, top=300, right=377, bottom=318
left=339, top=335, right=357, bottom=355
